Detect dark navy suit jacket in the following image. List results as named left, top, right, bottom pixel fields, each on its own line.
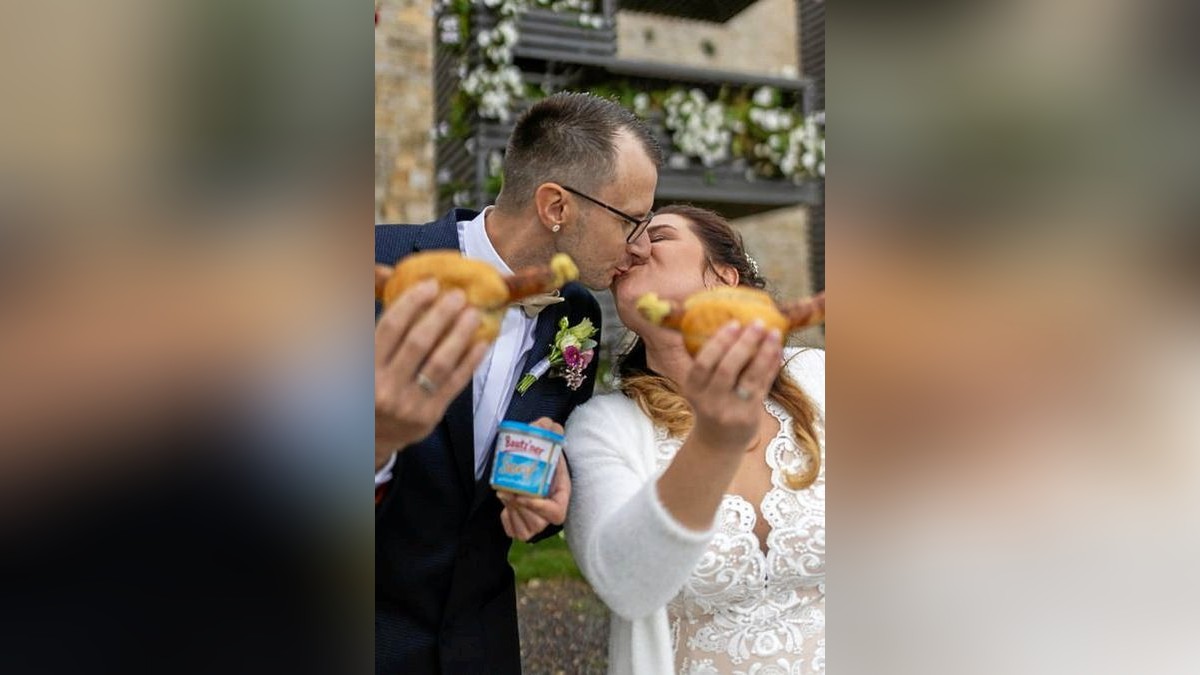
left=375, top=208, right=602, bottom=674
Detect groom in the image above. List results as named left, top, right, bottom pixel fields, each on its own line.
left=375, top=92, right=661, bottom=674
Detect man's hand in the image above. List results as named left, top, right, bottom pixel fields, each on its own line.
left=497, top=417, right=571, bottom=542
left=375, top=279, right=490, bottom=469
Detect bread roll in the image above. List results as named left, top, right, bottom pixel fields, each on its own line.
left=637, top=287, right=823, bottom=355
left=376, top=251, right=579, bottom=343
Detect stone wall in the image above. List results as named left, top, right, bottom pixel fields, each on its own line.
left=734, top=205, right=823, bottom=347
left=615, top=0, right=799, bottom=78
left=375, top=0, right=436, bottom=224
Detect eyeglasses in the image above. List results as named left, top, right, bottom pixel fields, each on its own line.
left=559, top=185, right=654, bottom=243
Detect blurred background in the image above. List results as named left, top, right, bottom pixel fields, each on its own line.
left=375, top=0, right=824, bottom=669
left=1, top=0, right=1196, bottom=672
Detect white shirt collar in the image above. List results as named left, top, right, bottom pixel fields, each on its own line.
left=460, top=206, right=514, bottom=276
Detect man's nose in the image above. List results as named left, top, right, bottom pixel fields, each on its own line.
left=626, top=230, right=651, bottom=263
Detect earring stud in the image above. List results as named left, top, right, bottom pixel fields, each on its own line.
left=552, top=223, right=561, bottom=232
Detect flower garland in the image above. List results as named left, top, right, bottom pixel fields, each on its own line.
left=427, top=1, right=825, bottom=202
left=663, top=89, right=732, bottom=168
left=435, top=0, right=606, bottom=125
left=626, top=84, right=825, bottom=182
left=748, top=86, right=825, bottom=181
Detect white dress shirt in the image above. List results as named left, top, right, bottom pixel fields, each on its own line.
left=376, top=207, right=539, bottom=485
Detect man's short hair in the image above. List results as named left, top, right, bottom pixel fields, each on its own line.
left=496, top=92, right=662, bottom=211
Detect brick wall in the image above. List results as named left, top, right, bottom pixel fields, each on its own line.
left=375, top=0, right=436, bottom=224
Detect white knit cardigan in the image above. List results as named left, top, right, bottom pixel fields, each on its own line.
left=564, top=348, right=826, bottom=675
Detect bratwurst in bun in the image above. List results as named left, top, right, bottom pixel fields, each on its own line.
left=376, top=251, right=579, bottom=343
left=637, top=287, right=825, bottom=355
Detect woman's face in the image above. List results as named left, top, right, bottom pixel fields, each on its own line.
left=611, top=212, right=725, bottom=334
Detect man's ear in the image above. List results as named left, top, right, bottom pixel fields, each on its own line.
left=533, top=183, right=569, bottom=232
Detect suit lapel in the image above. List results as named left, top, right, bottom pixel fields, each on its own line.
left=504, top=301, right=568, bottom=422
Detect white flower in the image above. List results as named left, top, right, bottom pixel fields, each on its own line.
left=497, top=20, right=518, bottom=45
left=477, top=29, right=493, bottom=48
left=437, top=168, right=452, bottom=185
left=481, top=90, right=506, bottom=117
left=663, top=87, right=732, bottom=168
left=438, top=16, right=461, bottom=44
left=817, top=161, right=825, bottom=177
left=753, top=86, right=776, bottom=107
left=667, top=154, right=690, bottom=169
left=632, top=93, right=649, bottom=115
left=488, top=151, right=504, bottom=177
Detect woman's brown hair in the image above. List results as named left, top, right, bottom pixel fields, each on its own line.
left=617, top=204, right=822, bottom=488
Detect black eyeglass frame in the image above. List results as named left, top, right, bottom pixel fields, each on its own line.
left=559, top=184, right=654, bottom=243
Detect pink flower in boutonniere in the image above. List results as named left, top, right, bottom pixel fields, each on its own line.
left=516, top=317, right=598, bottom=394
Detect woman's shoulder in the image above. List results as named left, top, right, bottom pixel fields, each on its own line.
left=565, top=391, right=659, bottom=469
left=567, top=390, right=646, bottom=432
left=783, top=346, right=825, bottom=411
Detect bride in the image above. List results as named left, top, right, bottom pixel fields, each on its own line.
left=507, top=204, right=825, bottom=674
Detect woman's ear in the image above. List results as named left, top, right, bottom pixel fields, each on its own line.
left=712, top=262, right=740, bottom=287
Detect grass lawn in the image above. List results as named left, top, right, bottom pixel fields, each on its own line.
left=508, top=532, right=583, bottom=583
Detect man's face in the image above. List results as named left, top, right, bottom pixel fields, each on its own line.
left=559, top=131, right=657, bottom=290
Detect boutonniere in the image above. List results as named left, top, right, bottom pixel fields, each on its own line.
left=516, top=317, right=598, bottom=394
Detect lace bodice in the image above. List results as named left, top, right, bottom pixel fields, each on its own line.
left=656, top=399, right=826, bottom=675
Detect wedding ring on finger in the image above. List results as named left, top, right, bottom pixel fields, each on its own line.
left=416, top=372, right=438, bottom=394
left=735, top=386, right=752, bottom=401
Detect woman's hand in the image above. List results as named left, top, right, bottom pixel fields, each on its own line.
left=496, top=417, right=572, bottom=542
left=684, top=320, right=784, bottom=452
